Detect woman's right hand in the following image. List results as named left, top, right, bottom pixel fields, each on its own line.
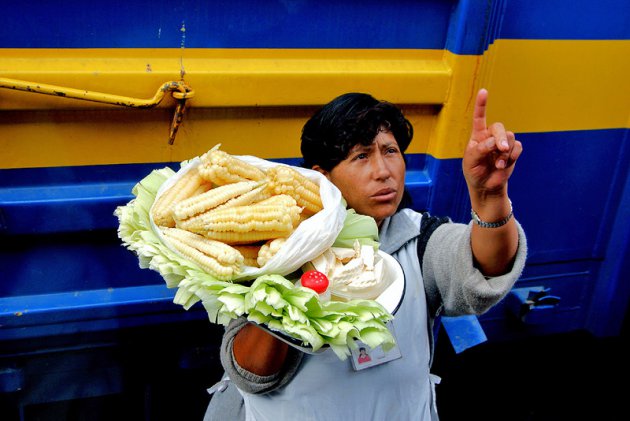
left=462, top=88, right=523, bottom=202
left=233, top=322, right=290, bottom=376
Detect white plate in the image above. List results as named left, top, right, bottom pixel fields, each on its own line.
left=374, top=251, right=405, bottom=315
left=259, top=251, right=405, bottom=354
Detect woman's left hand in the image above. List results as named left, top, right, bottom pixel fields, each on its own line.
left=462, top=88, right=523, bottom=197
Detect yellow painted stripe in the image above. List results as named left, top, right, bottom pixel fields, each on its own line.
left=1, top=40, right=628, bottom=169
left=0, top=105, right=437, bottom=169
left=0, top=48, right=447, bottom=169
left=479, top=39, right=630, bottom=134
left=429, top=52, right=480, bottom=161
left=0, top=48, right=449, bottom=109
left=429, top=40, right=630, bottom=159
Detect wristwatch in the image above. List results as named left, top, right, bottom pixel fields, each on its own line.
left=471, top=200, right=513, bottom=228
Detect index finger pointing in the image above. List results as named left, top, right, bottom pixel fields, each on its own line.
left=472, top=88, right=488, bottom=138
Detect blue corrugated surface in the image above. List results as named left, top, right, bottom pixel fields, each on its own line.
left=3, top=1, right=627, bottom=53
left=1, top=0, right=455, bottom=50
left=0, top=163, right=172, bottom=235
left=500, top=0, right=630, bottom=40
left=0, top=285, right=208, bottom=340
left=509, top=128, right=629, bottom=263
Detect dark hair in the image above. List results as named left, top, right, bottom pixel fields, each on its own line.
left=300, top=93, right=413, bottom=172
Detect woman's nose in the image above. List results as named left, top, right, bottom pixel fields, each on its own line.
left=371, top=154, right=391, bottom=180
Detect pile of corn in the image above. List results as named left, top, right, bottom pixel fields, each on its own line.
left=150, top=145, right=323, bottom=281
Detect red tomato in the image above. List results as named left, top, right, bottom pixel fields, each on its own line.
left=300, top=270, right=329, bottom=294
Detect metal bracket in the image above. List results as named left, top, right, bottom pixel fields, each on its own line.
left=506, top=287, right=562, bottom=324
left=0, top=77, right=195, bottom=144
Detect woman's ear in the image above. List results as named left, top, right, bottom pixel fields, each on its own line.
left=312, top=165, right=330, bottom=179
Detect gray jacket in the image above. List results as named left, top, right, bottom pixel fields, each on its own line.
left=205, top=209, right=527, bottom=420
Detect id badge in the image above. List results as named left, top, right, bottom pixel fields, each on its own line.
left=350, top=322, right=402, bottom=371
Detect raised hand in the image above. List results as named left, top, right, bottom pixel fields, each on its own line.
left=462, top=88, right=523, bottom=196
left=463, top=89, right=521, bottom=276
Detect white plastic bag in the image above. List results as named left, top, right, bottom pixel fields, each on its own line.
left=151, top=154, right=347, bottom=280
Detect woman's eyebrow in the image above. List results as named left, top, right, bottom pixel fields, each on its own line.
left=350, top=143, right=374, bottom=153
left=378, top=141, right=398, bottom=150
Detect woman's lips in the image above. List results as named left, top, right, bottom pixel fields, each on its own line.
left=372, top=188, right=397, bottom=202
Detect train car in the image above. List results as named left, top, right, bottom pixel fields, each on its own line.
left=1, top=0, right=628, bottom=419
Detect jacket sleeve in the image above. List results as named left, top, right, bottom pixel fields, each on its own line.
left=421, top=219, right=527, bottom=316
left=219, top=317, right=304, bottom=394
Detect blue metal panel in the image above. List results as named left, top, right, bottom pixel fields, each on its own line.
left=508, top=128, right=629, bottom=263
left=586, top=143, right=630, bottom=336
left=2, top=0, right=456, bottom=49
left=445, top=0, right=494, bottom=54
left=481, top=262, right=594, bottom=340
left=0, top=368, right=23, bottom=393
left=0, top=163, right=172, bottom=235
left=0, top=232, right=165, bottom=296
left=433, top=128, right=630, bottom=338
left=3, top=1, right=627, bottom=50
left=500, top=0, right=630, bottom=40
left=0, top=285, right=208, bottom=340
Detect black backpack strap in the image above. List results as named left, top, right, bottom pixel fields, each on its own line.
left=416, top=212, right=451, bottom=272
left=416, top=212, right=452, bottom=365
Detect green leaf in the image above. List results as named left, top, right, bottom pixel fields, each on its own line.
left=218, top=293, right=246, bottom=315
left=247, top=311, right=272, bottom=325
left=286, top=305, right=309, bottom=324
left=333, top=207, right=379, bottom=249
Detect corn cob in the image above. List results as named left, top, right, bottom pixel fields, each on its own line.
left=257, top=238, right=287, bottom=267
left=199, top=146, right=267, bottom=185
left=211, top=184, right=271, bottom=212
left=160, top=227, right=243, bottom=280
left=201, top=230, right=291, bottom=245
left=255, top=194, right=300, bottom=208
left=252, top=194, right=307, bottom=226
left=266, top=165, right=323, bottom=215
left=190, top=204, right=302, bottom=233
left=181, top=203, right=301, bottom=244
left=151, top=167, right=206, bottom=228
left=173, top=180, right=260, bottom=222
left=178, top=197, right=302, bottom=243
left=192, top=182, right=213, bottom=197
left=161, top=227, right=244, bottom=266
left=232, top=245, right=262, bottom=267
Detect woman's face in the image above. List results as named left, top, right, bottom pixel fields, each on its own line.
left=316, top=130, right=406, bottom=226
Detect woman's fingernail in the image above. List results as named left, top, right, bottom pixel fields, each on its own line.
left=501, top=140, right=509, bottom=149
left=486, top=138, right=495, bottom=147
left=497, top=159, right=506, bottom=169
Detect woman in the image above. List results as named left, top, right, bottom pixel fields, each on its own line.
left=205, top=89, right=527, bottom=420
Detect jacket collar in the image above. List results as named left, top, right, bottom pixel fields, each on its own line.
left=378, top=210, right=420, bottom=255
